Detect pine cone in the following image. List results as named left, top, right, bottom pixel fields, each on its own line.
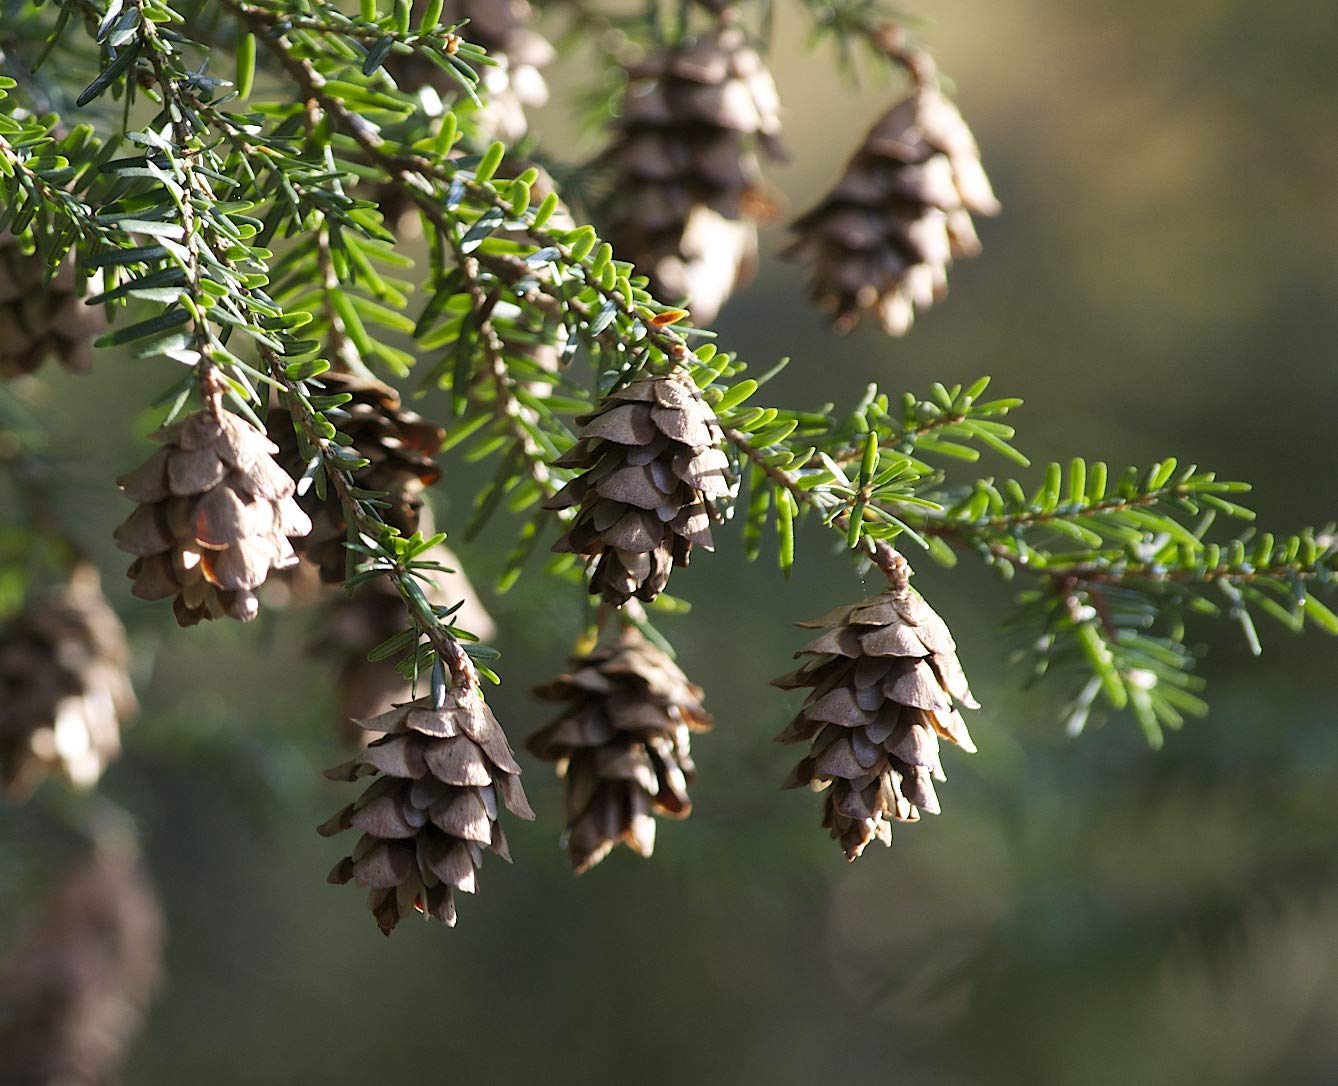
left=544, top=368, right=733, bottom=605
left=529, top=626, right=712, bottom=873
left=388, top=0, right=552, bottom=142
left=316, top=528, right=496, bottom=741
left=319, top=689, right=534, bottom=933
left=772, top=583, right=979, bottom=860
left=0, top=234, right=103, bottom=379
left=0, top=843, right=164, bottom=1086
left=113, top=408, right=313, bottom=626
left=0, top=568, right=136, bottom=799
left=269, top=373, right=444, bottom=584
left=786, top=86, right=999, bottom=336
left=603, top=26, right=783, bottom=324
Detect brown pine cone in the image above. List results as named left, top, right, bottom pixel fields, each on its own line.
left=319, top=689, right=534, bottom=933
left=603, top=26, right=783, bottom=324
left=0, top=234, right=103, bottom=379
left=269, top=373, right=444, bottom=584
left=113, top=407, right=312, bottom=626
left=787, top=85, right=999, bottom=336
left=0, top=842, right=164, bottom=1086
left=0, top=567, right=136, bottom=799
left=772, top=583, right=979, bottom=860
left=529, top=626, right=712, bottom=873
left=544, top=368, right=733, bottom=605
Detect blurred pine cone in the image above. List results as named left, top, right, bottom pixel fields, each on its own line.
left=0, top=842, right=164, bottom=1086
left=786, top=86, right=999, bottom=336
left=603, top=25, right=783, bottom=324
left=772, top=584, right=979, bottom=860
left=113, top=408, right=312, bottom=626
left=319, top=690, right=534, bottom=933
left=544, top=368, right=733, bottom=605
left=0, top=568, right=136, bottom=800
left=388, top=0, right=552, bottom=142
left=316, top=509, right=496, bottom=741
left=529, top=626, right=712, bottom=873
left=269, top=374, right=444, bottom=584
left=0, top=235, right=103, bottom=379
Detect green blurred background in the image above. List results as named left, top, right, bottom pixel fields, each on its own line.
left=7, top=2, right=1338, bottom=1083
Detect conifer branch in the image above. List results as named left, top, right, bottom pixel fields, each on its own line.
left=5, top=0, right=1332, bottom=800
left=49, top=0, right=489, bottom=686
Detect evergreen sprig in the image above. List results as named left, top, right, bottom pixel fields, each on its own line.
left=4, top=0, right=1335, bottom=754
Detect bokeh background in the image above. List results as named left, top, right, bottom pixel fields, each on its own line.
left=5, top=2, right=1338, bottom=1083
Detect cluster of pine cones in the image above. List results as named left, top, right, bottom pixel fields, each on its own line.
left=601, top=13, right=997, bottom=333
left=382, top=0, right=997, bottom=334
left=0, top=2, right=994, bottom=941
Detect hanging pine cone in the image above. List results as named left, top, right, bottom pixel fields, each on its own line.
left=528, top=626, right=712, bottom=873
left=0, top=841, right=164, bottom=1086
left=113, top=406, right=312, bottom=626
left=603, top=25, right=783, bottom=325
left=544, top=368, right=732, bottom=605
left=786, top=84, right=999, bottom=336
left=319, top=686, right=534, bottom=933
left=269, top=373, right=444, bottom=584
left=0, top=568, right=136, bottom=800
left=0, top=234, right=103, bottom=379
left=316, top=523, right=496, bottom=741
left=387, top=0, right=552, bottom=142
left=772, top=582, right=979, bottom=860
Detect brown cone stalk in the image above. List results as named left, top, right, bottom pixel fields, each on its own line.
left=786, top=83, right=999, bottom=336
left=603, top=25, right=783, bottom=324
left=528, top=626, right=712, bottom=873
left=0, top=842, right=164, bottom=1085
left=772, top=582, right=979, bottom=860
left=269, top=373, right=444, bottom=583
left=0, top=234, right=104, bottom=379
left=113, top=405, right=312, bottom=626
left=544, top=368, right=732, bottom=605
left=0, top=568, right=137, bottom=799
left=319, top=682, right=534, bottom=933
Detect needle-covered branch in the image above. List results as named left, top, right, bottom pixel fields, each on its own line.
left=3, top=0, right=1335, bottom=917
